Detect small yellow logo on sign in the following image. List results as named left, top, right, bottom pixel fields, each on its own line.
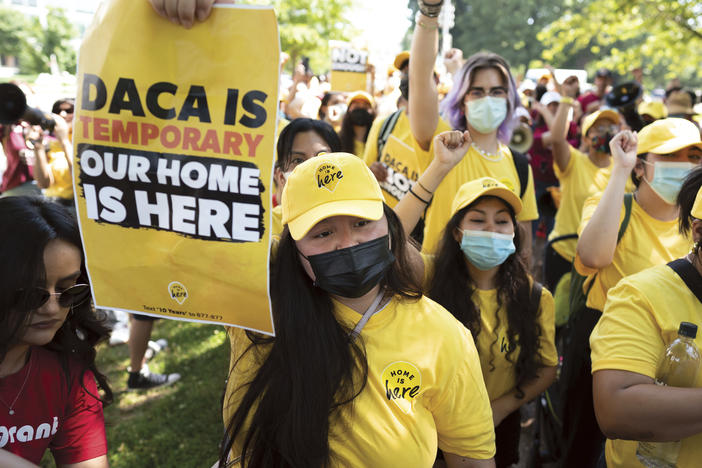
left=315, top=163, right=343, bottom=192
left=168, top=281, right=188, bottom=305
left=381, top=361, right=422, bottom=414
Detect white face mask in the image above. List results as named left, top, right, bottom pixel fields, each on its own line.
left=465, top=96, right=508, bottom=134
left=642, top=161, right=696, bottom=205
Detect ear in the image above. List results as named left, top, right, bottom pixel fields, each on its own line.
left=453, top=226, right=463, bottom=245
left=693, top=219, right=702, bottom=244
left=633, top=156, right=645, bottom=182
left=273, top=166, right=285, bottom=190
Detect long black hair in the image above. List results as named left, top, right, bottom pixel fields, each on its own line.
left=276, top=118, right=341, bottom=171
left=338, top=107, right=375, bottom=155
left=219, top=204, right=422, bottom=467
left=0, top=196, right=113, bottom=404
left=678, top=165, right=702, bottom=243
left=426, top=197, right=542, bottom=397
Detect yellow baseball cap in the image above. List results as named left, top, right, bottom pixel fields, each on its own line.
left=281, top=153, right=384, bottom=240
left=346, top=90, right=374, bottom=108
left=394, top=51, right=410, bottom=71
left=582, top=109, right=621, bottom=136
left=636, top=118, right=702, bottom=155
left=638, top=100, right=668, bottom=120
left=450, top=177, right=523, bottom=219
left=692, top=186, right=702, bottom=219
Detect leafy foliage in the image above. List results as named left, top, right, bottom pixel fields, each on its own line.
left=538, top=0, right=702, bottom=87
left=240, top=0, right=355, bottom=74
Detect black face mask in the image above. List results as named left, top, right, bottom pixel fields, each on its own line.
left=301, top=235, right=395, bottom=298
left=399, top=77, right=410, bottom=101
left=348, top=108, right=374, bottom=127
left=591, top=133, right=614, bottom=154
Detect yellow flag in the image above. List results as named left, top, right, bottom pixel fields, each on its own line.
left=74, top=1, right=279, bottom=334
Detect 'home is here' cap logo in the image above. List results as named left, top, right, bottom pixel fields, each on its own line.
left=315, top=163, right=343, bottom=193
left=168, top=281, right=188, bottom=305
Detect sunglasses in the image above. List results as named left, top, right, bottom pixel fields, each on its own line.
left=17, top=284, right=91, bottom=310
left=59, top=106, right=74, bottom=114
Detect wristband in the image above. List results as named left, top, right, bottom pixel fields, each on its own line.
left=417, top=180, right=433, bottom=194
left=560, top=96, right=575, bottom=105
left=408, top=187, right=431, bottom=205
left=415, top=11, right=439, bottom=30
left=418, top=0, right=444, bottom=18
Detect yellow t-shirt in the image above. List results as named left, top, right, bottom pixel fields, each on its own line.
left=420, top=253, right=558, bottom=400
left=422, top=143, right=539, bottom=253
left=44, top=139, right=73, bottom=200
left=473, top=286, right=559, bottom=400
left=575, top=194, right=690, bottom=311
left=548, top=147, right=634, bottom=262
left=271, top=204, right=283, bottom=237
left=591, top=263, right=702, bottom=467
left=353, top=139, right=365, bottom=158
left=363, top=110, right=451, bottom=208
left=223, top=295, right=496, bottom=465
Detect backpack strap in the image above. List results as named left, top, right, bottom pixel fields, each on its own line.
left=376, top=109, right=403, bottom=158
left=617, top=193, right=634, bottom=242
left=510, top=149, right=529, bottom=199
left=530, top=281, right=543, bottom=313
left=668, top=258, right=702, bottom=304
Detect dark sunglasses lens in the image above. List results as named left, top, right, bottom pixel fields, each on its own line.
left=58, top=284, right=90, bottom=308
left=25, top=289, right=50, bottom=310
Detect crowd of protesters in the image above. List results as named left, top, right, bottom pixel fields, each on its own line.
left=2, top=0, right=702, bottom=467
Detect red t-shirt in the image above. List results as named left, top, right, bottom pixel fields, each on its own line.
left=0, top=125, right=32, bottom=193
left=0, top=346, right=107, bottom=465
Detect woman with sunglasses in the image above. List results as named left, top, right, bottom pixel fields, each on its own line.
left=221, top=153, right=496, bottom=467
left=0, top=196, right=112, bottom=467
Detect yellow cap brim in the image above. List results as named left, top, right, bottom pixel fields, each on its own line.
left=287, top=199, right=383, bottom=240
left=639, top=139, right=702, bottom=156
left=452, top=186, right=523, bottom=218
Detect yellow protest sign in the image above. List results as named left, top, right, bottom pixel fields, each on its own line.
left=330, top=40, right=368, bottom=92
left=74, top=0, right=279, bottom=334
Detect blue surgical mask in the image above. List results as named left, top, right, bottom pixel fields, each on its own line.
left=459, top=229, right=516, bottom=270
left=466, top=96, right=507, bottom=134
left=644, top=161, right=696, bottom=205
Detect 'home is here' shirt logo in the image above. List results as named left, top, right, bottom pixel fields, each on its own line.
left=381, top=361, right=422, bottom=414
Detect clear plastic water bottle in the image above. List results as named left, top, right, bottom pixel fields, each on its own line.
left=636, top=322, right=701, bottom=468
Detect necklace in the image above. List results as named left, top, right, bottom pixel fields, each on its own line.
left=0, top=354, right=33, bottom=416
left=471, top=142, right=504, bottom=162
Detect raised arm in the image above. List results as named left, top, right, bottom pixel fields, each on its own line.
left=394, top=130, right=472, bottom=236
left=549, top=99, right=574, bottom=173
left=576, top=130, right=637, bottom=269
left=409, top=1, right=441, bottom=150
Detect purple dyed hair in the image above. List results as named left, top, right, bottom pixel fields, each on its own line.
left=440, top=52, right=521, bottom=144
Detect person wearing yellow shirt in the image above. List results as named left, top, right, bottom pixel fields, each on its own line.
left=591, top=166, right=702, bottom=468
left=393, top=130, right=557, bottom=468
left=560, top=119, right=702, bottom=468
left=363, top=51, right=452, bottom=217
left=222, top=153, right=496, bottom=468
left=545, top=105, right=633, bottom=291
left=408, top=3, right=538, bottom=259
left=271, top=118, right=341, bottom=235
left=338, top=90, right=375, bottom=157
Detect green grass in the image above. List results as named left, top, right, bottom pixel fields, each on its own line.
left=41, top=320, right=230, bottom=468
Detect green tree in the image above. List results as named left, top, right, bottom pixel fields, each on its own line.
left=421, top=0, right=567, bottom=73
left=0, top=7, right=31, bottom=60
left=20, top=7, right=78, bottom=74
left=241, top=0, right=355, bottom=74
left=539, top=0, right=702, bottom=88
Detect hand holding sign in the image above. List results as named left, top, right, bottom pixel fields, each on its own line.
left=148, top=0, right=234, bottom=28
